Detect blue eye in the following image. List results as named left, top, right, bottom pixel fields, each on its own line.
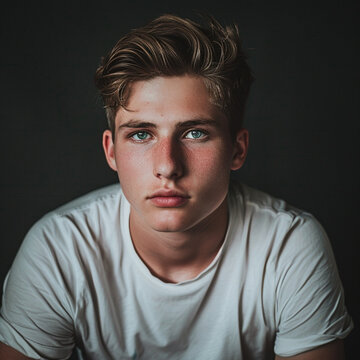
left=185, top=130, right=206, bottom=139
left=131, top=131, right=150, bottom=141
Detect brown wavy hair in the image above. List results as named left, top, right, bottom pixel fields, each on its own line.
left=94, top=14, right=253, bottom=135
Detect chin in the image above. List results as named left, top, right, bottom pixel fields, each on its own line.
left=149, top=212, right=196, bottom=233
left=149, top=220, right=190, bottom=233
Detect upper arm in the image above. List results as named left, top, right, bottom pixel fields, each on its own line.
left=275, top=339, right=345, bottom=360
left=0, top=219, right=76, bottom=358
left=0, top=342, right=35, bottom=360
left=274, top=215, right=352, bottom=356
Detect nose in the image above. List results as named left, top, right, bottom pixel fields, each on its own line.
left=153, top=137, right=184, bottom=180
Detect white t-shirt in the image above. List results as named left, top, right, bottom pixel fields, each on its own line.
left=0, top=182, right=353, bottom=359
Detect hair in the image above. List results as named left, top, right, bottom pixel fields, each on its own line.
left=94, top=14, right=253, bottom=136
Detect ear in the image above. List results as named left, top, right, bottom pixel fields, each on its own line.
left=102, top=130, right=118, bottom=172
left=231, top=128, right=249, bottom=171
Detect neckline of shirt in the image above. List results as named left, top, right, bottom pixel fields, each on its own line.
left=119, top=191, right=236, bottom=290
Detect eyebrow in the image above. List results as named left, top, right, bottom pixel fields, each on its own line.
left=117, top=120, right=156, bottom=131
left=175, top=119, right=220, bottom=130
left=117, top=118, right=220, bottom=132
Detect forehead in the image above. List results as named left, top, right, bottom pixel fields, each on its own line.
left=115, top=75, right=227, bottom=125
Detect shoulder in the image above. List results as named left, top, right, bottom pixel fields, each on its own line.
left=227, top=182, right=336, bottom=288
left=44, top=182, right=122, bottom=220
left=27, top=183, right=123, bottom=241
left=13, top=183, right=126, bottom=279
left=228, top=182, right=323, bottom=245
left=229, top=181, right=310, bottom=220
left=2, top=183, right=127, bottom=314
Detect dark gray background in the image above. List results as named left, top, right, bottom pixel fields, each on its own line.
left=1, top=0, right=359, bottom=358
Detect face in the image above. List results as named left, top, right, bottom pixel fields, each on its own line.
left=103, top=75, right=248, bottom=234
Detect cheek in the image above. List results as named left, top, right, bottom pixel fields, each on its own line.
left=186, top=146, right=233, bottom=202
left=187, top=145, right=233, bottom=177
left=114, top=148, right=150, bottom=189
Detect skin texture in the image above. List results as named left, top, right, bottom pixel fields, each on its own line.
left=0, top=342, right=33, bottom=359
left=103, top=75, right=248, bottom=283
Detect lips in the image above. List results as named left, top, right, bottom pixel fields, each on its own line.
left=147, top=190, right=190, bottom=208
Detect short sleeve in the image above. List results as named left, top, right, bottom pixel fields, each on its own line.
left=0, top=217, right=77, bottom=360
left=274, top=214, right=353, bottom=357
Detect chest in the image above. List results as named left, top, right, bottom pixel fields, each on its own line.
left=73, top=254, right=276, bottom=360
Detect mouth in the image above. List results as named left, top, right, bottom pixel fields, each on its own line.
left=147, top=190, right=190, bottom=208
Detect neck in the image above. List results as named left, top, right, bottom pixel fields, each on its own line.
left=129, top=199, right=229, bottom=283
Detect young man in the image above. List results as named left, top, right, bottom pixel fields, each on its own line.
left=0, top=14, right=353, bottom=360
